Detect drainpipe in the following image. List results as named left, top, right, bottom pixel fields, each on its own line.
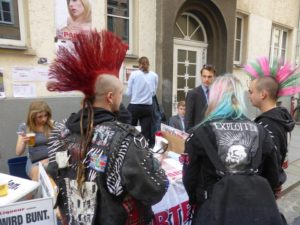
left=295, top=7, right=300, bottom=66
left=291, top=6, right=300, bottom=114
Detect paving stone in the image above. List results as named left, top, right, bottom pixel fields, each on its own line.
left=277, top=125, right=300, bottom=224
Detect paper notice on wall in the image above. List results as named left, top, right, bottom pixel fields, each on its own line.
left=0, top=68, right=5, bottom=98
left=13, top=83, right=37, bottom=98
left=34, top=68, right=49, bottom=81
left=12, top=67, right=49, bottom=81
left=12, top=67, right=34, bottom=81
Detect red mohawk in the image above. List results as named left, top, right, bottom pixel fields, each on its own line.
left=47, top=30, right=128, bottom=97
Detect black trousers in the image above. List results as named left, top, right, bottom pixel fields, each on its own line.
left=127, top=104, right=154, bottom=147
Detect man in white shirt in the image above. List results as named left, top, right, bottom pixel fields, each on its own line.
left=126, top=56, right=158, bottom=147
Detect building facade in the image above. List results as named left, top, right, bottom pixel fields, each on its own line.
left=0, top=0, right=299, bottom=172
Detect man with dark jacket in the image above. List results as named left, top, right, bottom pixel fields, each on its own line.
left=185, top=64, right=216, bottom=132
left=169, top=101, right=186, bottom=131
left=46, top=30, right=168, bottom=225
left=249, top=77, right=295, bottom=190
left=182, top=75, right=283, bottom=225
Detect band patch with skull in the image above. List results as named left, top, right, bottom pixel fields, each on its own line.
left=211, top=121, right=259, bottom=173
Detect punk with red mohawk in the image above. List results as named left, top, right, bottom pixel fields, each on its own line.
left=48, top=30, right=128, bottom=97
left=46, top=30, right=168, bottom=225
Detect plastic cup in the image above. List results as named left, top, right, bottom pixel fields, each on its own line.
left=26, top=133, right=36, bottom=147
left=0, top=179, right=8, bottom=197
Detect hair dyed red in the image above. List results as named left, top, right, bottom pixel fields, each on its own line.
left=47, top=30, right=128, bottom=97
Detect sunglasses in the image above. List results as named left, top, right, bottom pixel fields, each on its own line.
left=202, top=64, right=215, bottom=70
left=201, top=64, right=216, bottom=74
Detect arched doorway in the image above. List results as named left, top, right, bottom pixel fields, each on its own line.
left=172, top=13, right=208, bottom=114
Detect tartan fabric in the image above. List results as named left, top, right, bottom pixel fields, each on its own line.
left=123, top=195, right=149, bottom=225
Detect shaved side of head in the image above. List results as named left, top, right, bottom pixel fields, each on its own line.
left=94, top=75, right=122, bottom=99
left=254, top=76, right=279, bottom=100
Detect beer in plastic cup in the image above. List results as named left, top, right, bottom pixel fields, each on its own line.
left=27, top=132, right=36, bottom=147
left=0, top=179, right=8, bottom=197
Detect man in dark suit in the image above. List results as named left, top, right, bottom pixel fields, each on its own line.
left=185, top=64, right=216, bottom=132
left=169, top=101, right=186, bottom=131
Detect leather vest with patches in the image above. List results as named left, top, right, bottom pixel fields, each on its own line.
left=47, top=121, right=168, bottom=225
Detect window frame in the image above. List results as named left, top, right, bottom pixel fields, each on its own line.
left=270, top=26, right=288, bottom=63
left=106, top=0, right=132, bottom=54
left=233, top=14, right=244, bottom=65
left=0, top=0, right=14, bottom=24
left=0, top=0, right=26, bottom=47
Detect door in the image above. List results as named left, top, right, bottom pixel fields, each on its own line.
left=172, top=12, right=208, bottom=114
left=172, top=43, right=206, bottom=114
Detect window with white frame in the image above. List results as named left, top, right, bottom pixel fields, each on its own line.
left=270, top=26, right=288, bottom=63
left=0, top=0, right=25, bottom=47
left=234, top=15, right=243, bottom=65
left=0, top=0, right=13, bottom=24
left=107, top=0, right=132, bottom=52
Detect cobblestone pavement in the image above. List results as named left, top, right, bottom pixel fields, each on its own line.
left=278, top=184, right=300, bottom=225
left=277, top=124, right=300, bottom=225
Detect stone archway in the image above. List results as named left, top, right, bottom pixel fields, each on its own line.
left=156, top=0, right=237, bottom=117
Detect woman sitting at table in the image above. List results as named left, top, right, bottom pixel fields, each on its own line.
left=16, top=101, right=55, bottom=181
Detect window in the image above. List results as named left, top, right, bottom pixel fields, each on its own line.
left=174, top=13, right=206, bottom=42
left=270, top=26, right=288, bottom=63
left=234, top=15, right=244, bottom=65
left=107, top=0, right=132, bottom=52
left=0, top=0, right=25, bottom=47
left=0, top=0, right=13, bottom=24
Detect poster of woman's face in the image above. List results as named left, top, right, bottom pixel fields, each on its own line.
left=56, top=0, right=92, bottom=41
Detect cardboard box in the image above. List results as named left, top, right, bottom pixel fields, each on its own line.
left=161, top=124, right=189, bottom=154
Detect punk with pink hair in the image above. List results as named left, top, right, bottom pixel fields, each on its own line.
left=244, top=57, right=300, bottom=97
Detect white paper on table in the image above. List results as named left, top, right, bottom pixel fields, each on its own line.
left=0, top=173, right=40, bottom=206
left=167, top=151, right=180, bottom=161
left=161, top=158, right=183, bottom=182
left=13, top=83, right=37, bottom=98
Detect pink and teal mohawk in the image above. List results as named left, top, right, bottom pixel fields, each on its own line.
left=244, top=57, right=300, bottom=96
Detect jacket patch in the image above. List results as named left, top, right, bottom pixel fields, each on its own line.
left=92, top=125, right=115, bottom=147
left=211, top=121, right=259, bottom=173
left=64, top=179, right=97, bottom=225
left=89, top=152, right=107, bottom=173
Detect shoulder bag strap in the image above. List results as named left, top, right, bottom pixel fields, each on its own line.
left=197, top=128, right=227, bottom=173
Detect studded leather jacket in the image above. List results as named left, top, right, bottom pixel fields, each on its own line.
left=47, top=108, right=168, bottom=225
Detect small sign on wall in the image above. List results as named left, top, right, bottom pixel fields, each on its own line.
left=13, top=83, right=37, bottom=98
left=12, top=67, right=49, bottom=81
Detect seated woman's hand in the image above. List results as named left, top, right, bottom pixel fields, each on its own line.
left=21, top=135, right=30, bottom=145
